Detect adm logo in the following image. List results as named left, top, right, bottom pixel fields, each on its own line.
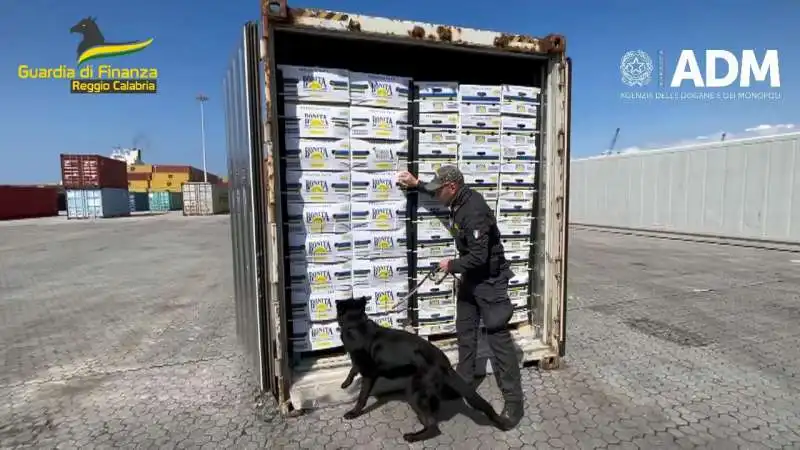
left=17, top=17, right=158, bottom=94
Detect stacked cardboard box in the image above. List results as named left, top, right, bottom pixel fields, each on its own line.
left=498, top=85, right=540, bottom=324
left=349, top=71, right=412, bottom=334
left=279, top=65, right=413, bottom=353
left=412, top=82, right=461, bottom=336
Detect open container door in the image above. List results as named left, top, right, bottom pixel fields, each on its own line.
left=559, top=57, right=571, bottom=357
left=223, top=22, right=275, bottom=395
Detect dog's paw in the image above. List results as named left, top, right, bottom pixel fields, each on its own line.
left=343, top=409, right=360, bottom=420
left=402, top=432, right=421, bottom=443
left=340, top=379, right=353, bottom=389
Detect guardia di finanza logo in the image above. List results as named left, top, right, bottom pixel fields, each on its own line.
left=17, top=17, right=159, bottom=94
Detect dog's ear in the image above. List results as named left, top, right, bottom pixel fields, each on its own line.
left=356, top=296, right=369, bottom=310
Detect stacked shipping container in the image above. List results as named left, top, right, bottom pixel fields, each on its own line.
left=61, top=154, right=130, bottom=219
left=181, top=182, right=230, bottom=215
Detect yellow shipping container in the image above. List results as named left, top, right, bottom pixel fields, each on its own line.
left=128, top=180, right=150, bottom=192
left=128, top=164, right=153, bottom=173
left=150, top=172, right=190, bottom=192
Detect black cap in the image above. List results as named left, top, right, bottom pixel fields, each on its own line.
left=423, top=165, right=464, bottom=191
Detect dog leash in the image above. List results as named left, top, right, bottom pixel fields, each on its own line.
left=384, top=266, right=452, bottom=315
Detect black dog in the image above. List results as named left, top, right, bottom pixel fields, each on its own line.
left=336, top=297, right=512, bottom=443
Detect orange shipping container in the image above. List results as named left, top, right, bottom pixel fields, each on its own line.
left=127, top=172, right=152, bottom=181
left=128, top=180, right=150, bottom=192
left=150, top=172, right=189, bottom=192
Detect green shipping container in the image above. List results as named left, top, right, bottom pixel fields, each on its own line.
left=148, top=191, right=183, bottom=212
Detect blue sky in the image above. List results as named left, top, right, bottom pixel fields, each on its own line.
left=0, top=0, right=795, bottom=183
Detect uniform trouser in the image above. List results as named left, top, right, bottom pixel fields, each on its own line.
left=455, top=275, right=524, bottom=403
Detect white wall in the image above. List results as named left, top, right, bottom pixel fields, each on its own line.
left=569, top=133, right=800, bottom=242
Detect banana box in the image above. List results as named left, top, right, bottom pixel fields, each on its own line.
left=500, top=172, right=537, bottom=194
left=286, top=202, right=350, bottom=234
left=501, top=132, right=537, bottom=149
left=416, top=81, right=459, bottom=113
left=417, top=292, right=456, bottom=321
left=500, top=162, right=536, bottom=174
left=290, top=284, right=352, bottom=306
left=350, top=200, right=407, bottom=231
left=284, top=137, right=351, bottom=172
left=416, top=160, right=453, bottom=177
left=459, top=84, right=501, bottom=103
left=350, top=107, right=409, bottom=141
left=278, top=65, right=350, bottom=104
left=506, top=251, right=531, bottom=272
left=417, top=318, right=456, bottom=336
left=282, top=104, right=349, bottom=139
left=463, top=172, right=500, bottom=200
left=497, top=217, right=532, bottom=237
left=287, top=232, right=352, bottom=263
left=351, top=171, right=405, bottom=201
left=497, top=198, right=534, bottom=216
left=290, top=261, right=352, bottom=293
left=502, top=146, right=537, bottom=163
left=417, top=142, right=458, bottom=162
left=416, top=216, right=452, bottom=237
left=459, top=145, right=501, bottom=162
left=353, top=257, right=409, bottom=287
left=371, top=312, right=406, bottom=330
left=417, top=199, right=449, bottom=219
left=502, top=115, right=537, bottom=133
left=416, top=233, right=456, bottom=259
left=501, top=85, right=540, bottom=117
left=350, top=139, right=408, bottom=171
left=291, top=318, right=342, bottom=352
left=354, top=283, right=409, bottom=315
left=502, top=235, right=532, bottom=254
left=460, top=114, right=501, bottom=131
left=509, top=308, right=529, bottom=325
left=415, top=128, right=459, bottom=144
left=349, top=72, right=410, bottom=109
left=508, top=272, right=530, bottom=309
left=460, top=102, right=501, bottom=116
left=285, top=170, right=351, bottom=203
left=293, top=288, right=353, bottom=322
left=499, top=188, right=536, bottom=202
left=353, top=229, right=408, bottom=259
left=460, top=130, right=500, bottom=147
left=418, top=112, right=459, bottom=130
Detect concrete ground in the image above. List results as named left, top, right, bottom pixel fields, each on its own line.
left=1, top=215, right=799, bottom=449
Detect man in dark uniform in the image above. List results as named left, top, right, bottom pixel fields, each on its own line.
left=396, top=165, right=524, bottom=428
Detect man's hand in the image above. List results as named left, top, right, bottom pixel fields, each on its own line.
left=395, top=171, right=419, bottom=189
left=438, top=258, right=452, bottom=273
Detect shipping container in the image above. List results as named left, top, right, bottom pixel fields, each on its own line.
left=182, top=182, right=230, bottom=215
left=129, top=192, right=150, bottom=212
left=223, top=2, right=570, bottom=414
left=153, top=164, right=191, bottom=173
left=148, top=191, right=183, bottom=212
left=66, top=188, right=131, bottom=219
left=128, top=163, right=153, bottom=173
left=0, top=185, right=59, bottom=221
left=128, top=180, right=150, bottom=192
left=127, top=172, right=152, bottom=181
left=150, top=172, right=190, bottom=192
left=61, top=154, right=128, bottom=190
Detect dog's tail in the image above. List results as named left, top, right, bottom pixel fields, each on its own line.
left=443, top=368, right=513, bottom=431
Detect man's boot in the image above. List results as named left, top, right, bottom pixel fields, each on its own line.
left=500, top=399, right=524, bottom=429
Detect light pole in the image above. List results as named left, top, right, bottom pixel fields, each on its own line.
left=196, top=94, right=209, bottom=182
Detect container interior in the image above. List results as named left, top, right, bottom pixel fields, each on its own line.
left=270, top=27, right=550, bottom=364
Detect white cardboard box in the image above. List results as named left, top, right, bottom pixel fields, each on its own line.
left=353, top=257, right=409, bottom=286
left=349, top=72, right=410, bottom=109
left=286, top=202, right=350, bottom=234
left=417, top=143, right=459, bottom=161
left=284, top=137, right=351, bottom=171
left=501, top=132, right=537, bottom=148
left=460, top=130, right=501, bottom=147
left=350, top=138, right=408, bottom=171
left=460, top=114, right=501, bottom=131
left=290, top=261, right=352, bottom=292
left=459, top=84, right=501, bottom=103
left=278, top=65, right=350, bottom=104
left=418, top=112, right=459, bottom=129
left=353, top=283, right=409, bottom=315
left=460, top=145, right=502, bottom=162
left=350, top=106, right=409, bottom=141
left=353, top=228, right=408, bottom=259
left=351, top=171, right=405, bottom=201
left=415, top=128, right=459, bottom=144
left=350, top=200, right=407, bottom=231
left=287, top=232, right=353, bottom=263
left=291, top=318, right=342, bottom=352
left=282, top=104, right=350, bottom=139
left=416, top=81, right=458, bottom=101
left=497, top=199, right=535, bottom=216
left=285, top=170, right=351, bottom=203
left=460, top=102, right=501, bottom=116
left=501, top=115, right=537, bottom=132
